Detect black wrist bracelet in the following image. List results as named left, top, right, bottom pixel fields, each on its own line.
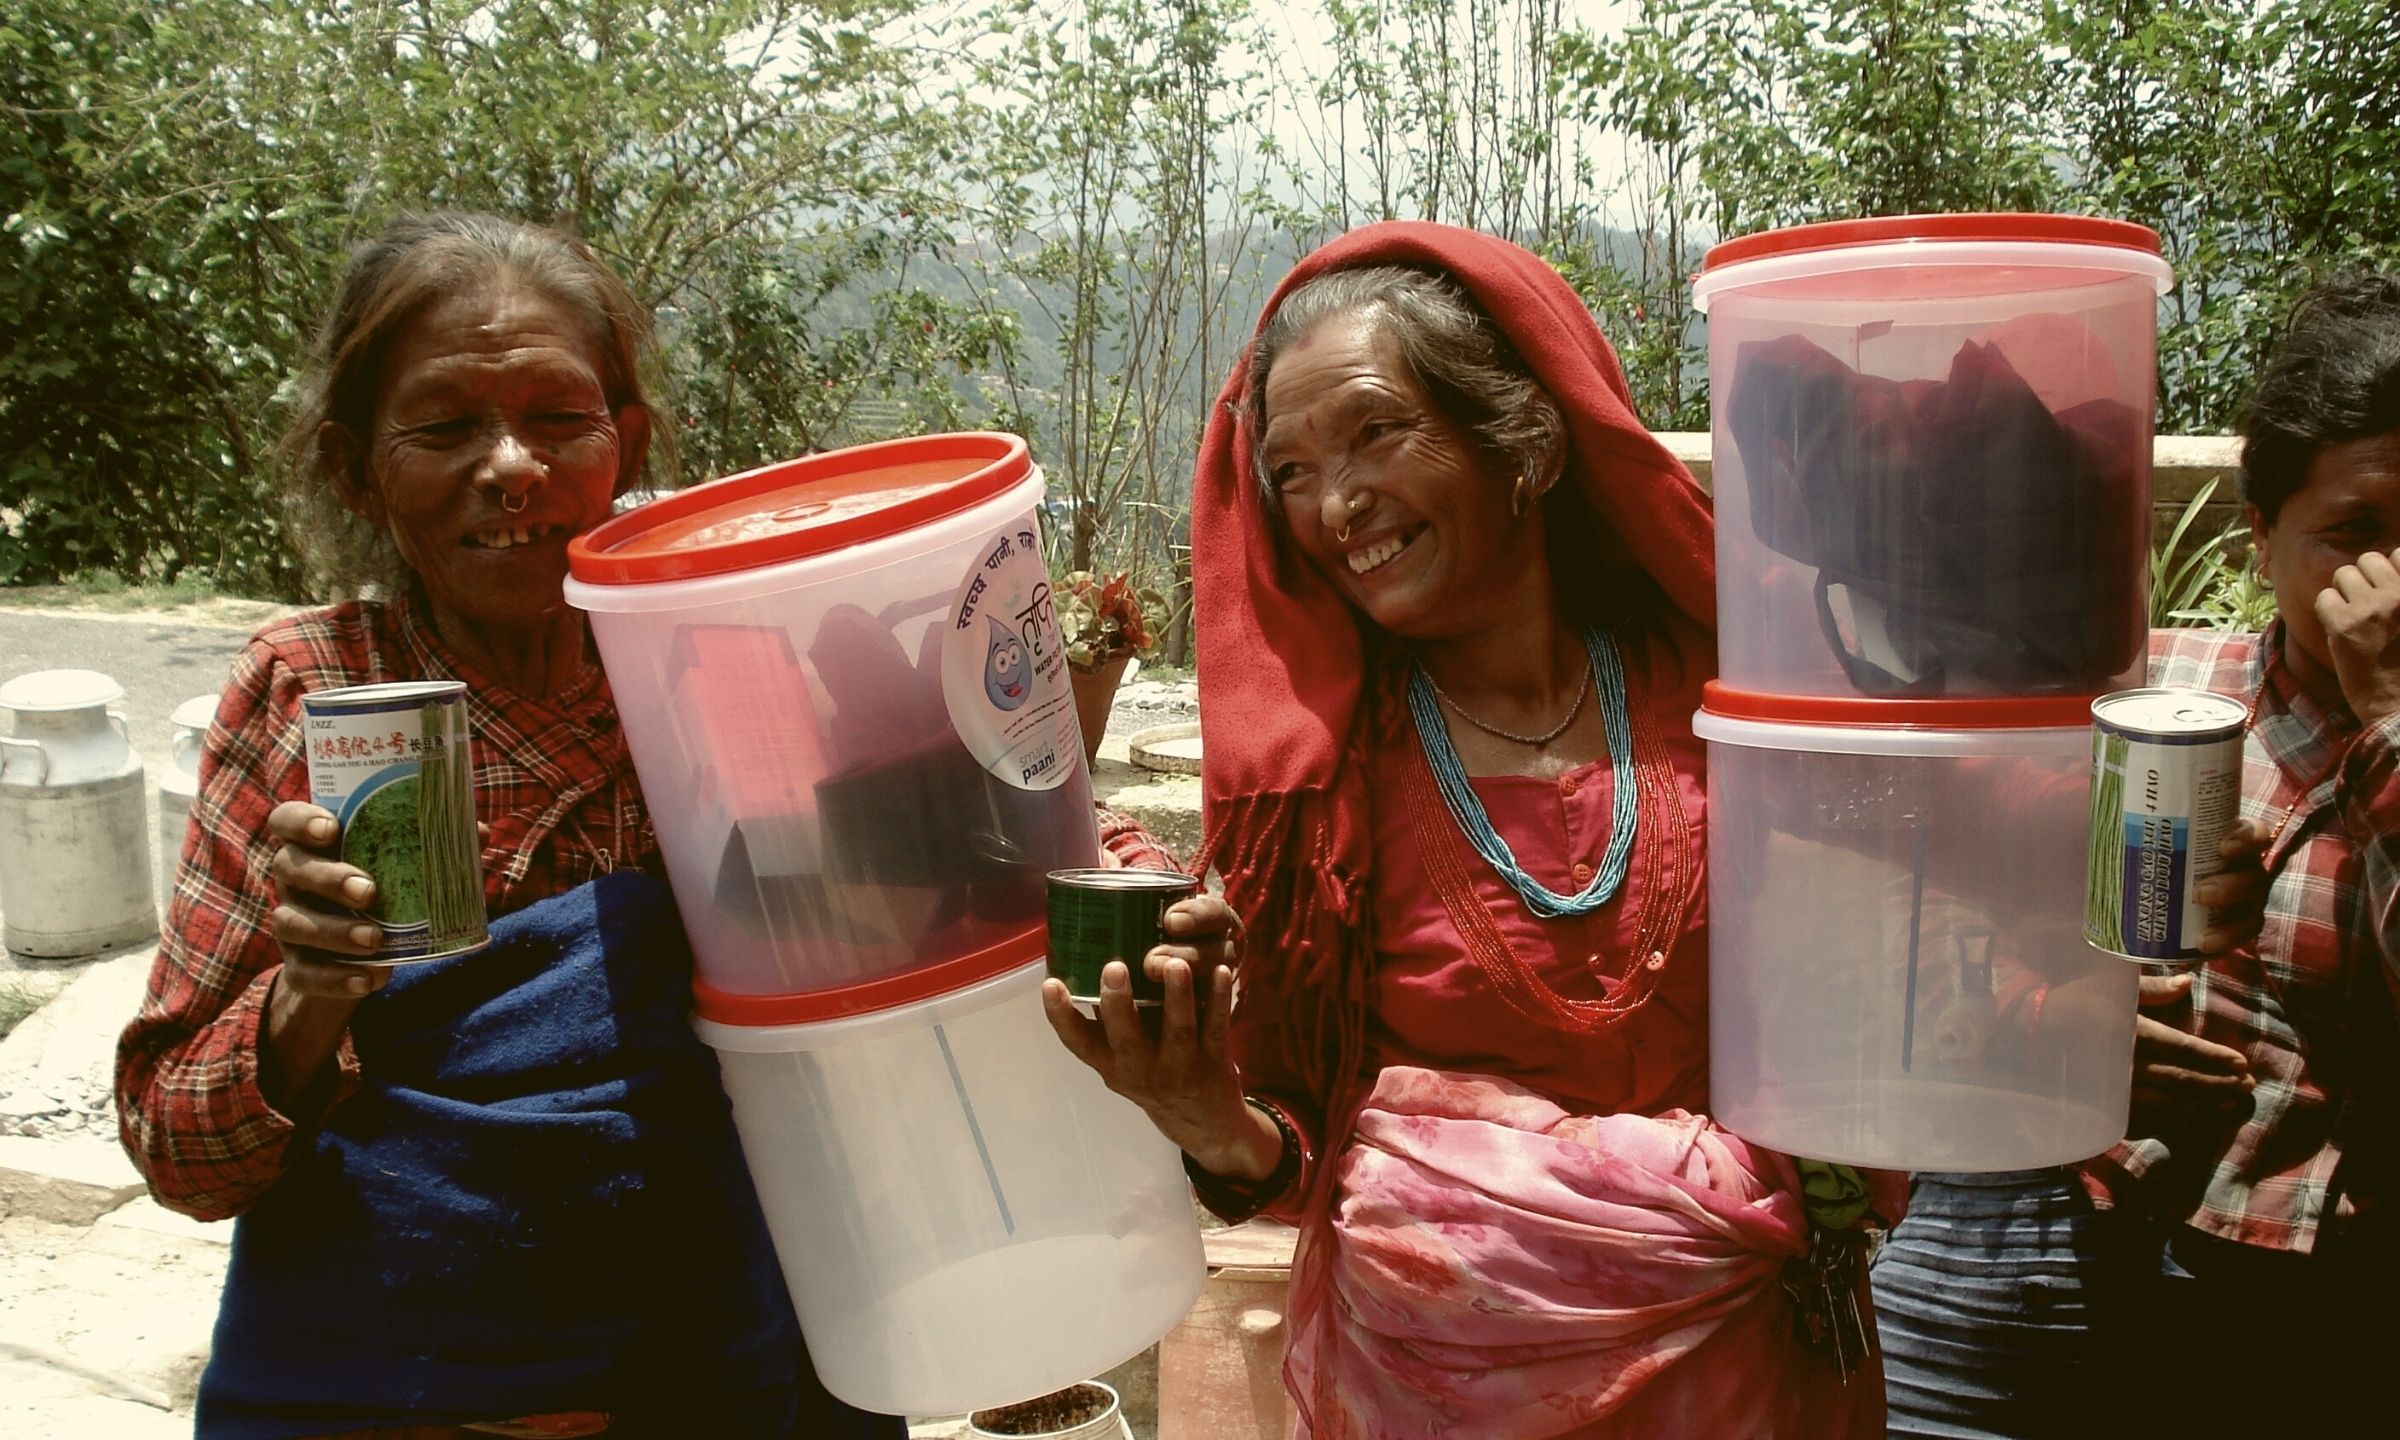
left=1184, top=1096, right=1303, bottom=1213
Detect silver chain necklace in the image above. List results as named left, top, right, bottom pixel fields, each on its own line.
left=1420, top=662, right=1592, bottom=747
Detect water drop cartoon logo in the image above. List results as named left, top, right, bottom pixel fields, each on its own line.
left=984, top=616, right=1030, bottom=711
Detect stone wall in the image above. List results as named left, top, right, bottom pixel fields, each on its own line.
left=1654, top=432, right=2249, bottom=553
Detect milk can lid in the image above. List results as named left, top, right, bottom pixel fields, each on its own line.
left=568, top=433, right=1034, bottom=585
left=0, top=669, right=125, bottom=714
left=170, top=693, right=222, bottom=731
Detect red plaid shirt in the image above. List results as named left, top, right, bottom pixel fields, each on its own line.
left=2084, top=623, right=2400, bottom=1252
left=116, top=594, right=657, bottom=1221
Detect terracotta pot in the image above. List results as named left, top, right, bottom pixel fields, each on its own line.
left=1068, top=655, right=1133, bottom=770
left=970, top=1380, right=1135, bottom=1440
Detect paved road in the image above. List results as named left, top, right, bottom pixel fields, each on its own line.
left=0, top=607, right=255, bottom=769
left=0, top=606, right=260, bottom=911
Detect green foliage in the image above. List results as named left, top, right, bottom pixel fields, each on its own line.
left=2, top=0, right=1008, bottom=599
left=1570, top=0, right=2400, bottom=436
left=2151, top=480, right=2231, bottom=628
left=9, top=0, right=2400, bottom=608
left=0, top=976, right=42, bottom=1041
left=953, top=0, right=1269, bottom=666
left=1557, top=0, right=2060, bottom=429
left=2150, top=479, right=2278, bottom=632
left=0, top=0, right=303, bottom=594
left=2173, top=550, right=2279, bottom=634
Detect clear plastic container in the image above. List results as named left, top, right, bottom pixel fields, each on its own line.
left=1695, top=699, right=2137, bottom=1171
left=566, top=435, right=1098, bottom=998
left=1693, top=215, right=2172, bottom=699
left=693, top=955, right=1206, bottom=1417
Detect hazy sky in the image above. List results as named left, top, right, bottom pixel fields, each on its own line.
left=1229, top=1, right=1645, bottom=226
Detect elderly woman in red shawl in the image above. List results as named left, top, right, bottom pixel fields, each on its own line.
left=1042, top=222, right=1879, bottom=1436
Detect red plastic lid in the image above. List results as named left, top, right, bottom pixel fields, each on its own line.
left=1702, top=213, right=2164, bottom=273
left=569, top=432, right=1033, bottom=585
left=1702, top=682, right=2097, bottom=730
left=691, top=925, right=1047, bottom=1027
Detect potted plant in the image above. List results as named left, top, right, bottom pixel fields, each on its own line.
left=1058, top=570, right=1169, bottom=769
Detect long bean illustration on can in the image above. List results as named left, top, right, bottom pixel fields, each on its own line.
left=302, top=680, right=488, bottom=963
left=2083, top=687, right=2245, bottom=961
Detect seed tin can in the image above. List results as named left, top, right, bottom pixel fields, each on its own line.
left=2084, top=687, right=2246, bottom=961
left=1045, top=867, right=1202, bottom=1005
left=301, top=681, right=487, bottom=963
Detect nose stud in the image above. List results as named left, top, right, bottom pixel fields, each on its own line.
left=1335, top=493, right=1365, bottom=544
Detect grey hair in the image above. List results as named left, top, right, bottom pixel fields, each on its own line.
left=274, top=212, right=672, bottom=600
left=1244, top=265, right=1565, bottom=503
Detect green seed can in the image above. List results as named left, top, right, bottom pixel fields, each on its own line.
left=1045, top=867, right=1201, bottom=1005
left=301, top=681, right=488, bottom=964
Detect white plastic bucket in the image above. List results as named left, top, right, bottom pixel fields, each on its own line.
left=693, top=958, right=1205, bottom=1416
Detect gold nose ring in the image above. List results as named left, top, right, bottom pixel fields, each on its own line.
left=1335, top=493, right=1365, bottom=544
left=500, top=491, right=527, bottom=515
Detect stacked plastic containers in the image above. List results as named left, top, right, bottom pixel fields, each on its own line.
left=1691, top=216, right=2171, bottom=1171
left=564, top=434, right=1203, bottom=1415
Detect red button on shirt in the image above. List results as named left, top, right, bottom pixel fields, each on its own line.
left=1559, top=774, right=1580, bottom=797
left=1571, top=861, right=1594, bottom=885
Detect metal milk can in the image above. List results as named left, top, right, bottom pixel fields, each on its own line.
left=0, top=669, right=158, bottom=957
left=156, top=692, right=219, bottom=912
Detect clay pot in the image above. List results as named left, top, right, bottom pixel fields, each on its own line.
left=968, top=1379, right=1134, bottom=1440
left=1068, top=655, right=1132, bottom=770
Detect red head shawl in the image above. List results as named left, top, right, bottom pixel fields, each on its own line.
left=1191, top=221, right=1715, bottom=1106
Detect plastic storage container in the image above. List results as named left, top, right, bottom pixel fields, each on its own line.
left=692, top=945, right=1206, bottom=1417
left=1695, top=691, right=2138, bottom=1172
left=1694, top=214, right=2172, bottom=699
left=566, top=435, right=1099, bottom=1000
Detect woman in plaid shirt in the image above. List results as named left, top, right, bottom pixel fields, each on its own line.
left=1874, top=274, right=2400, bottom=1435
left=114, top=215, right=901, bottom=1440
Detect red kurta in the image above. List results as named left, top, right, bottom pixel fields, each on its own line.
left=1365, top=628, right=1711, bottom=1124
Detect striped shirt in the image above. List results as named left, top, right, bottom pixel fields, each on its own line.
left=2085, top=623, right=2400, bottom=1252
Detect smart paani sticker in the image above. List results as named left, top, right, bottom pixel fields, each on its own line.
left=942, top=525, right=1079, bottom=791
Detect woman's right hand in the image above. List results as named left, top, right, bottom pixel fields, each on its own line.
left=258, top=801, right=388, bottom=1108
left=1040, top=898, right=1282, bottom=1182
left=266, top=800, right=389, bottom=995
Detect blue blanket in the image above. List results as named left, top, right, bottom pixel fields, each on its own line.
left=195, top=870, right=900, bottom=1440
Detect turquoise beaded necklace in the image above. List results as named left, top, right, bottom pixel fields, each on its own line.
left=1406, top=625, right=1638, bottom=919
